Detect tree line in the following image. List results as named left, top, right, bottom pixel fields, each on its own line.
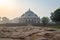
left=0, top=17, right=10, bottom=24
left=41, top=8, right=60, bottom=26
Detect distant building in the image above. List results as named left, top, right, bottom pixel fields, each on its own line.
left=19, top=9, right=40, bottom=25
left=10, top=17, right=19, bottom=23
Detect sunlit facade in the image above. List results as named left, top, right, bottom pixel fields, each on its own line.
left=19, top=9, right=40, bottom=25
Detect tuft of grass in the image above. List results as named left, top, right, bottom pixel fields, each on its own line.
left=51, top=26, right=60, bottom=29
left=46, top=26, right=60, bottom=29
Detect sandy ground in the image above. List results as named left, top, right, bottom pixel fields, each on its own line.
left=0, top=26, right=60, bottom=40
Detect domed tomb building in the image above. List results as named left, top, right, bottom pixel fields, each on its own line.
left=19, top=9, right=40, bottom=25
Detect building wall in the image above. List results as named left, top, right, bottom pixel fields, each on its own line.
left=19, top=17, right=40, bottom=26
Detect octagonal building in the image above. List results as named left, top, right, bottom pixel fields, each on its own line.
left=19, top=9, right=40, bottom=26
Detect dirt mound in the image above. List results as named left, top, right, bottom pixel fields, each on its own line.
left=0, top=26, right=60, bottom=40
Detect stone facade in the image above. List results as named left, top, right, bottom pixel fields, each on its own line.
left=19, top=9, right=40, bottom=25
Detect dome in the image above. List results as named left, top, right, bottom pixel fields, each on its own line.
left=21, top=9, right=39, bottom=18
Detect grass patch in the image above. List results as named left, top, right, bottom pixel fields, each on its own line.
left=46, top=26, right=60, bottom=29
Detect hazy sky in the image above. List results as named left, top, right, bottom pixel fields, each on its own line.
left=0, top=0, right=60, bottom=19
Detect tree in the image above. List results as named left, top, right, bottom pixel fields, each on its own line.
left=41, top=17, right=49, bottom=26
left=0, top=17, right=1, bottom=23
left=2, top=17, right=10, bottom=24
left=50, top=8, right=60, bottom=24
